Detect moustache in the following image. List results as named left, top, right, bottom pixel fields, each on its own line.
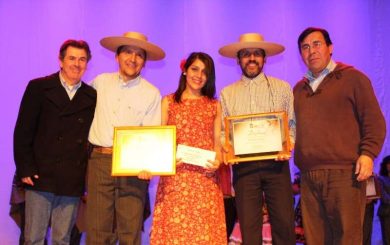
left=245, top=61, right=259, bottom=67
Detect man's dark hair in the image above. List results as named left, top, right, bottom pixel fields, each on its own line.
left=59, top=39, right=92, bottom=61
left=297, top=27, right=333, bottom=53
left=174, top=52, right=216, bottom=103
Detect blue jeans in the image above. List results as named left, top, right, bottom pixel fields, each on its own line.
left=24, top=190, right=79, bottom=245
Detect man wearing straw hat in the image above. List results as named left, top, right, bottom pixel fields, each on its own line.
left=87, top=32, right=165, bottom=245
left=219, top=33, right=296, bottom=244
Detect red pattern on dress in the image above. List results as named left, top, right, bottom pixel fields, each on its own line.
left=150, top=95, right=227, bottom=244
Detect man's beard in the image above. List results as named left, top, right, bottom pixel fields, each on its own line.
left=240, top=61, right=263, bottom=79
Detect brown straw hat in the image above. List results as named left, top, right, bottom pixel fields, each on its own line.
left=100, top=32, right=165, bottom=60
left=219, top=33, right=285, bottom=58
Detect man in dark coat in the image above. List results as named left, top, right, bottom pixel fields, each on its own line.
left=13, top=39, right=96, bottom=245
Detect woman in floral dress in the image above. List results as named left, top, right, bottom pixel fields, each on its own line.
left=150, top=52, right=226, bottom=244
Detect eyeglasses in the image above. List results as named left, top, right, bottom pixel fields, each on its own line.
left=300, top=41, right=323, bottom=52
left=238, top=49, right=265, bottom=58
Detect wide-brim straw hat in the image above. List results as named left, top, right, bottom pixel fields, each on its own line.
left=100, top=32, right=165, bottom=60
left=219, top=33, right=285, bottom=58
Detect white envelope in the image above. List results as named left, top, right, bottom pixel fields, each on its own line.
left=176, top=144, right=216, bottom=167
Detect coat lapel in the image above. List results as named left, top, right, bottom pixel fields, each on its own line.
left=44, top=73, right=71, bottom=110
left=44, top=73, right=95, bottom=116
left=61, top=82, right=96, bottom=116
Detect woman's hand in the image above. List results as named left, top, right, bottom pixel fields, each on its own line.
left=221, top=145, right=230, bottom=165
left=176, top=157, right=183, bottom=167
left=205, top=159, right=220, bottom=171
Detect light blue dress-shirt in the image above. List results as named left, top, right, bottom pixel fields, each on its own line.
left=305, top=59, right=337, bottom=92
left=59, top=71, right=82, bottom=100
left=88, top=72, right=161, bottom=147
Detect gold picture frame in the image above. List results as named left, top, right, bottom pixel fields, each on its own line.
left=224, top=111, right=291, bottom=163
left=112, top=126, right=176, bottom=176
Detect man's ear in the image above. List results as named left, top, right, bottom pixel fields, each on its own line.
left=59, top=57, right=63, bottom=69
left=329, top=44, right=334, bottom=56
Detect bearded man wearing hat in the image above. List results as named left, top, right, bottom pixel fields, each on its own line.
left=87, top=32, right=165, bottom=245
left=219, top=33, right=296, bottom=244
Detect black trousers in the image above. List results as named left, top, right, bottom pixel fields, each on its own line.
left=233, top=160, right=295, bottom=245
left=363, top=201, right=375, bottom=245
left=224, top=196, right=237, bottom=240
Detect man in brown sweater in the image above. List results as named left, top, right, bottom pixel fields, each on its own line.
left=294, top=27, right=386, bottom=245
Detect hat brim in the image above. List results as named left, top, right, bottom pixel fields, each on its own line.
left=100, top=36, right=165, bottom=61
left=219, top=41, right=285, bottom=58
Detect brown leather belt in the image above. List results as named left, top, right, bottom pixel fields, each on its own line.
left=93, top=145, right=113, bottom=154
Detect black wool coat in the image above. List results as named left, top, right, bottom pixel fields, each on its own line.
left=14, top=72, right=96, bottom=196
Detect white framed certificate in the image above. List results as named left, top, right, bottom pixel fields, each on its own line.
left=176, top=144, right=216, bottom=168
left=112, top=126, right=176, bottom=176
left=232, top=118, right=283, bottom=155
left=224, top=111, right=291, bottom=163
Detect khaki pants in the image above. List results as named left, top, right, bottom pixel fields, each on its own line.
left=86, top=151, right=148, bottom=245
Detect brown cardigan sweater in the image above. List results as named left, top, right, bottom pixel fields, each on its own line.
left=293, top=63, right=386, bottom=171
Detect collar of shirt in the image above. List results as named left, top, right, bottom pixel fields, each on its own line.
left=241, top=72, right=266, bottom=86
left=305, top=59, right=337, bottom=82
left=118, top=73, right=141, bottom=88
left=59, top=71, right=82, bottom=93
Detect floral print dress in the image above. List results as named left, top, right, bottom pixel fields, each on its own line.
left=150, top=95, right=226, bottom=245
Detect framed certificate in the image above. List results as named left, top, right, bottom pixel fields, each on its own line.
left=224, top=111, right=291, bottom=163
left=112, top=126, right=176, bottom=176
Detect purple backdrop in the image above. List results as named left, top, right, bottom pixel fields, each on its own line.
left=1, top=0, right=389, bottom=244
